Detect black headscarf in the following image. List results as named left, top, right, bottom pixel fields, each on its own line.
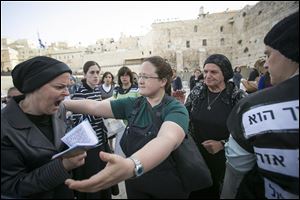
left=264, top=11, right=299, bottom=63
left=204, top=54, right=233, bottom=82
left=12, top=56, right=72, bottom=93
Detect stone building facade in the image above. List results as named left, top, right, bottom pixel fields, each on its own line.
left=150, top=1, right=298, bottom=77
left=231, top=1, right=299, bottom=71
left=1, top=1, right=299, bottom=82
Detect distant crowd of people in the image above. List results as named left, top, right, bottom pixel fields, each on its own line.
left=1, top=11, right=298, bottom=199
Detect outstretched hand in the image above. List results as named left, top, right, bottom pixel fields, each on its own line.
left=65, top=151, right=134, bottom=193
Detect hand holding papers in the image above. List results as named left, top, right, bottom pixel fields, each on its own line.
left=52, top=120, right=99, bottom=159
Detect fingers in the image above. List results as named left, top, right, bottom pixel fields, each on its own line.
left=202, top=140, right=215, bottom=154
left=74, top=152, right=87, bottom=166
left=99, top=151, right=113, bottom=163
left=65, top=178, right=99, bottom=193
left=65, top=152, right=122, bottom=193
left=62, top=151, right=87, bottom=171
left=78, top=151, right=87, bottom=159
left=79, top=156, right=86, bottom=166
left=65, top=171, right=109, bottom=193
left=65, top=179, right=94, bottom=192
left=201, top=140, right=214, bottom=145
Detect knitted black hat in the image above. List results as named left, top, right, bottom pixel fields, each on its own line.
left=264, top=11, right=299, bottom=63
left=12, top=56, right=72, bottom=93
left=204, top=54, right=233, bottom=82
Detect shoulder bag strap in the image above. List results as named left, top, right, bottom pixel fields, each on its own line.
left=128, top=96, right=144, bottom=125
left=146, top=95, right=174, bottom=135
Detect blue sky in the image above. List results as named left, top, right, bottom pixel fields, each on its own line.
left=1, top=1, right=258, bottom=46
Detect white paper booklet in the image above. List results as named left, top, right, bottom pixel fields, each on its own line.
left=52, top=120, right=99, bottom=159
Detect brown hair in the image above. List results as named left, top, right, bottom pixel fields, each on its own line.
left=117, top=66, right=133, bottom=86
left=254, top=59, right=266, bottom=74
left=101, top=71, right=115, bottom=84
left=83, top=61, right=100, bottom=74
left=194, top=68, right=201, bottom=73
left=143, top=56, right=173, bottom=95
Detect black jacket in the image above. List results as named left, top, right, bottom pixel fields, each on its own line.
left=228, top=75, right=299, bottom=198
left=1, top=96, right=74, bottom=199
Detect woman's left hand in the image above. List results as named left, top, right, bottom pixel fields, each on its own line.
left=65, top=151, right=134, bottom=192
left=201, top=140, right=224, bottom=154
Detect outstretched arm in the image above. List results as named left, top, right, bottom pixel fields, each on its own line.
left=65, top=121, right=185, bottom=192
left=63, top=99, right=114, bottom=118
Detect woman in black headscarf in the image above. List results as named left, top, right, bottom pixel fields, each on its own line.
left=1, top=56, right=87, bottom=199
left=185, top=54, right=247, bottom=198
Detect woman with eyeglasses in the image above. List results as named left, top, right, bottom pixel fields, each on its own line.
left=63, top=56, right=190, bottom=198
left=68, top=61, right=112, bottom=199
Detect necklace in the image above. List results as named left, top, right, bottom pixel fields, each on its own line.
left=207, top=90, right=223, bottom=111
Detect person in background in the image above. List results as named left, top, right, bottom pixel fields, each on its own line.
left=221, top=11, right=299, bottom=199
left=257, top=62, right=272, bottom=90
left=1, top=87, right=22, bottom=109
left=68, top=75, right=80, bottom=97
left=65, top=76, right=80, bottom=121
left=99, top=71, right=115, bottom=100
left=241, top=59, right=264, bottom=94
left=112, top=66, right=139, bottom=156
left=232, top=66, right=243, bottom=89
left=248, top=61, right=260, bottom=82
left=172, top=68, right=185, bottom=103
left=185, top=54, right=246, bottom=199
left=63, top=56, right=190, bottom=198
left=99, top=71, right=116, bottom=153
left=172, top=68, right=183, bottom=91
left=189, top=68, right=204, bottom=91
left=132, top=71, right=139, bottom=86
left=113, top=66, right=139, bottom=100
left=181, top=67, right=191, bottom=83
left=1, top=56, right=86, bottom=199
left=68, top=61, right=112, bottom=199
left=6, top=87, right=22, bottom=102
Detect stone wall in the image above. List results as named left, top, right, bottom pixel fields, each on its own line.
left=2, top=1, right=298, bottom=76
left=150, top=1, right=298, bottom=71
left=231, top=1, right=299, bottom=68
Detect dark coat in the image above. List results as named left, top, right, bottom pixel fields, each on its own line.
left=1, top=96, right=74, bottom=199
left=172, top=76, right=183, bottom=91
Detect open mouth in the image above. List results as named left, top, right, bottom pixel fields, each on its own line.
left=55, top=100, right=62, bottom=106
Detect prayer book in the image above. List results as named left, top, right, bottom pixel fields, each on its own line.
left=52, top=120, right=99, bottom=159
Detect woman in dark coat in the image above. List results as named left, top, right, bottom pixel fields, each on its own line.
left=1, top=56, right=86, bottom=199
left=185, top=54, right=247, bottom=198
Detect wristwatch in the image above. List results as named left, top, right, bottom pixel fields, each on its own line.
left=129, top=156, right=144, bottom=178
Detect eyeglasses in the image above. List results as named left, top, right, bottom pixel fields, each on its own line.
left=138, top=75, right=160, bottom=80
